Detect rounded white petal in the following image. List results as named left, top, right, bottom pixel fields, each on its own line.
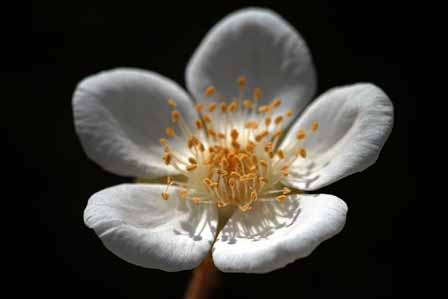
left=281, top=83, right=394, bottom=191
left=186, top=8, right=316, bottom=126
left=73, top=68, right=198, bottom=178
left=212, top=193, right=347, bottom=273
left=84, top=184, right=218, bottom=271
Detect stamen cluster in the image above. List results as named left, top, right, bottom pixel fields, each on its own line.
left=160, top=76, right=318, bottom=212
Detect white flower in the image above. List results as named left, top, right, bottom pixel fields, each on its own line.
left=74, top=8, right=393, bottom=273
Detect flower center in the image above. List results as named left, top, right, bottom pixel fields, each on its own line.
left=159, top=76, right=318, bottom=212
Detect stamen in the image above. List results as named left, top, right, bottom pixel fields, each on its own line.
left=274, top=116, right=284, bottom=125
left=297, top=147, right=307, bottom=158
left=255, top=130, right=269, bottom=142
left=186, top=164, right=197, bottom=171
left=243, top=99, right=254, bottom=108
left=208, top=102, right=217, bottom=112
left=271, top=98, right=282, bottom=108
left=195, top=119, right=203, bottom=129
left=167, top=98, right=177, bottom=109
left=244, top=120, right=258, bottom=129
left=166, top=127, right=176, bottom=137
left=253, top=88, right=262, bottom=101
left=276, top=195, right=287, bottom=202
left=220, top=102, right=227, bottom=113
left=265, top=117, right=272, bottom=127
left=258, top=105, right=270, bottom=113
left=311, top=121, right=319, bottom=132
left=230, top=129, right=239, bottom=140
left=228, top=101, right=238, bottom=112
left=296, top=129, right=306, bottom=140
left=205, top=86, right=216, bottom=97
left=171, top=111, right=180, bottom=122
left=203, top=113, right=212, bottom=123
left=159, top=76, right=320, bottom=212
left=277, top=150, right=285, bottom=159
left=195, top=102, right=205, bottom=112
left=238, top=75, right=247, bottom=88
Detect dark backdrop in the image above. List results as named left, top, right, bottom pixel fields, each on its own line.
left=24, top=1, right=419, bottom=298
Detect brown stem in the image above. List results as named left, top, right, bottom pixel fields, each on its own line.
left=184, top=254, right=222, bottom=299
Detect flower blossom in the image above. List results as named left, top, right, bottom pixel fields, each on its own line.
left=74, top=8, right=393, bottom=273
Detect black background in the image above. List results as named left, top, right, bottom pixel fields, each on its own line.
left=23, top=1, right=420, bottom=298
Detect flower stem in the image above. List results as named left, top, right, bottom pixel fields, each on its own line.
left=184, top=254, right=221, bottom=299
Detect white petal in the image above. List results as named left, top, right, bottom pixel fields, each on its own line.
left=212, top=194, right=347, bottom=273
left=186, top=8, right=316, bottom=126
left=73, top=68, right=198, bottom=178
left=84, top=184, right=218, bottom=271
left=281, top=83, right=394, bottom=191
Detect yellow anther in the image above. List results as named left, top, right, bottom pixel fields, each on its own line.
left=195, top=102, right=205, bottom=112
left=195, top=119, right=203, bottom=129
left=259, top=176, right=268, bottom=183
left=171, top=111, right=180, bottom=122
left=208, top=102, right=217, bottom=112
left=255, top=130, right=269, bottom=142
left=260, top=160, right=268, bottom=168
left=253, top=87, right=262, bottom=101
left=231, top=140, right=241, bottom=149
left=228, top=178, right=236, bottom=188
left=264, top=117, right=272, bottom=127
left=230, top=128, right=239, bottom=140
left=167, top=98, right=177, bottom=109
left=166, top=127, right=175, bottom=137
left=164, top=145, right=170, bottom=152
left=285, top=110, right=293, bottom=117
left=159, top=138, right=168, bottom=145
left=272, top=129, right=282, bottom=138
left=246, top=141, right=256, bottom=152
left=271, top=98, right=282, bottom=107
left=188, top=157, right=197, bottom=164
left=228, top=101, right=238, bottom=112
left=208, top=128, right=217, bottom=137
left=250, top=191, right=258, bottom=201
left=282, top=187, right=291, bottom=195
left=192, top=196, right=201, bottom=204
left=179, top=190, right=188, bottom=198
left=311, top=121, right=319, bottom=132
left=199, top=143, right=205, bottom=152
left=274, top=116, right=284, bottom=125
left=243, top=99, right=254, bottom=108
left=277, top=150, right=285, bottom=159
left=258, top=105, right=270, bottom=113
left=205, top=86, right=216, bottom=97
left=276, top=195, right=287, bottom=202
left=186, top=164, right=197, bottom=171
left=297, top=147, right=307, bottom=158
left=230, top=171, right=240, bottom=178
left=217, top=132, right=226, bottom=139
left=161, top=192, right=170, bottom=200
left=162, top=153, right=171, bottom=165
left=244, top=120, right=259, bottom=129
left=280, top=165, right=289, bottom=176
left=202, top=177, right=212, bottom=186
left=296, top=129, right=306, bottom=140
left=220, top=102, right=227, bottom=113
left=238, top=75, right=247, bottom=88
left=203, top=113, right=212, bottom=123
